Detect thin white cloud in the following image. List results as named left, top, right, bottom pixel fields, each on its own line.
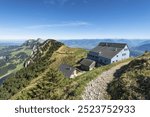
left=26, top=21, right=90, bottom=29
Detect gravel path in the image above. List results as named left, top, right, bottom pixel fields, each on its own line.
left=82, top=62, right=129, bottom=100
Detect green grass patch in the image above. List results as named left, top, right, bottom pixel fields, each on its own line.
left=11, top=47, right=32, bottom=56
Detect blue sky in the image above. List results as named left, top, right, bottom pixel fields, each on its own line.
left=0, top=0, right=150, bottom=40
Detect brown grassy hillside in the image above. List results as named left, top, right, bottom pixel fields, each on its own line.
left=107, top=52, right=150, bottom=100
left=10, top=42, right=88, bottom=99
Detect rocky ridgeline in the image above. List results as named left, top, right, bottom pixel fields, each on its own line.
left=24, top=39, right=60, bottom=67
left=23, top=39, right=44, bottom=67
left=22, top=38, right=44, bottom=49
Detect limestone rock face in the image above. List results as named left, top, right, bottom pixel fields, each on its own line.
left=22, top=38, right=44, bottom=49
left=24, top=39, right=60, bottom=67
left=23, top=39, right=44, bottom=67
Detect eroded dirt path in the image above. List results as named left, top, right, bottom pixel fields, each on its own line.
left=82, top=62, right=129, bottom=100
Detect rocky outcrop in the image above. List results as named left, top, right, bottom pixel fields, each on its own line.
left=23, top=39, right=44, bottom=67
left=24, top=39, right=62, bottom=68
left=22, top=38, right=44, bottom=49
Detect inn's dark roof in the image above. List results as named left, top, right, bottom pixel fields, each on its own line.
left=99, top=42, right=127, bottom=48
left=80, top=58, right=96, bottom=67
left=90, top=42, right=128, bottom=59
left=59, top=64, right=76, bottom=78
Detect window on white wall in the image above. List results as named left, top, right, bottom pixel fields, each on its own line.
left=122, top=53, right=126, bottom=56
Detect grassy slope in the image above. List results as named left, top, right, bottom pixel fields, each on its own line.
left=11, top=45, right=88, bottom=99
left=11, top=45, right=132, bottom=100
left=11, top=46, right=32, bottom=56
left=0, top=46, right=32, bottom=79
left=13, top=59, right=131, bottom=100
left=0, top=40, right=64, bottom=99
left=0, top=63, right=24, bottom=79
left=107, top=52, right=150, bottom=100
left=49, top=45, right=88, bottom=68
left=11, top=47, right=32, bottom=71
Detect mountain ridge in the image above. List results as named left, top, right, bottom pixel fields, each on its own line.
left=0, top=39, right=88, bottom=99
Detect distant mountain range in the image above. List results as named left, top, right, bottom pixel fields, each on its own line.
left=0, top=39, right=150, bottom=57
left=60, top=39, right=150, bottom=57
left=134, top=43, right=150, bottom=51
left=60, top=39, right=150, bottom=49
left=0, top=40, right=25, bottom=46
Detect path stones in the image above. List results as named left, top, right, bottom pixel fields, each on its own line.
left=82, top=62, right=129, bottom=100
